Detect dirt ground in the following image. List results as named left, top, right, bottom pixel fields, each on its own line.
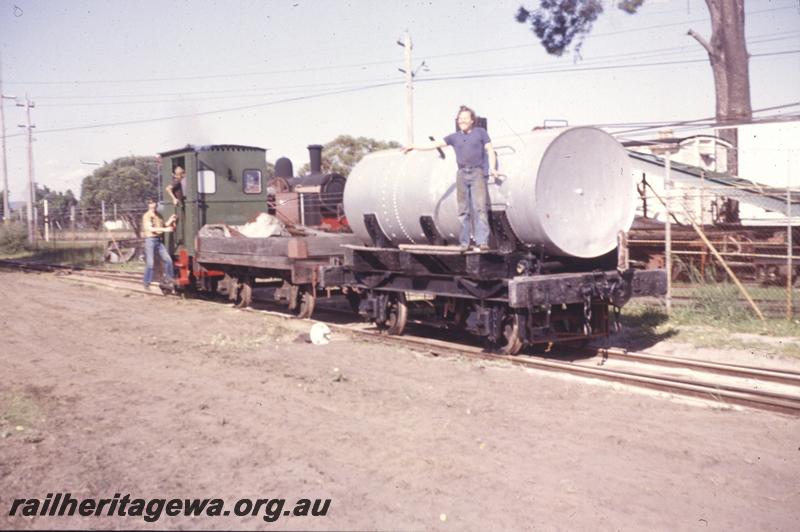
left=1, top=270, right=799, bottom=531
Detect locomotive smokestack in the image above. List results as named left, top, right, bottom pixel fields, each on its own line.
left=308, top=144, right=323, bottom=175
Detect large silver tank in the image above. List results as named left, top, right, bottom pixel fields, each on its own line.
left=343, top=127, right=635, bottom=258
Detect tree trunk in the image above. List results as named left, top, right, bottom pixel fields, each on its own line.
left=692, top=0, right=752, bottom=175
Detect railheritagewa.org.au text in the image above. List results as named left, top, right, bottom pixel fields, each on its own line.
left=8, top=493, right=331, bottom=523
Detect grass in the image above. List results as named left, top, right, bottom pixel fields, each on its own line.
left=621, top=299, right=800, bottom=357
left=0, top=235, right=146, bottom=271
left=0, top=241, right=108, bottom=267
left=199, top=323, right=296, bottom=352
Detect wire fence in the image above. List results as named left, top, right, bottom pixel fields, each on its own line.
left=629, top=151, right=798, bottom=324
left=2, top=202, right=145, bottom=243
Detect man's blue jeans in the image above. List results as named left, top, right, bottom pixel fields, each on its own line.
left=456, top=167, right=490, bottom=247
left=143, top=237, right=175, bottom=287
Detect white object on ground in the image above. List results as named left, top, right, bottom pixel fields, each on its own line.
left=309, top=323, right=332, bottom=345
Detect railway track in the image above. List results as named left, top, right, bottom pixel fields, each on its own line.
left=4, top=259, right=800, bottom=416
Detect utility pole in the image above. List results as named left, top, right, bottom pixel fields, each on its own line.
left=788, top=155, right=793, bottom=321
left=17, top=94, right=35, bottom=243
left=664, top=154, right=673, bottom=314
left=0, top=53, right=15, bottom=225
left=397, top=31, right=413, bottom=146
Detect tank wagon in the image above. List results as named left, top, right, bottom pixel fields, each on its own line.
left=159, top=144, right=359, bottom=316
left=321, top=127, right=667, bottom=353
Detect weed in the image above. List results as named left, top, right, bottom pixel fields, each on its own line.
left=0, top=223, right=28, bottom=255
left=1, top=241, right=107, bottom=266
left=0, top=393, right=42, bottom=428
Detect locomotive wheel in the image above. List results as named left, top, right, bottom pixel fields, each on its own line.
left=234, top=277, right=253, bottom=308
left=294, top=290, right=316, bottom=319
left=494, top=314, right=523, bottom=356
left=377, top=294, right=408, bottom=336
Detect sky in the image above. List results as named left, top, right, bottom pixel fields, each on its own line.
left=0, top=0, right=798, bottom=200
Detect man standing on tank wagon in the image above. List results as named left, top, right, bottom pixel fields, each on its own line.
left=141, top=198, right=177, bottom=291
left=403, top=105, right=498, bottom=251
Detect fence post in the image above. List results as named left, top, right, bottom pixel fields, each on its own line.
left=33, top=205, right=38, bottom=246
left=43, top=199, right=49, bottom=242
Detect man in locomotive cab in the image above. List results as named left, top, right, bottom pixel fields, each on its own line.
left=141, top=198, right=177, bottom=291
left=403, top=105, right=498, bottom=251
left=164, top=165, right=186, bottom=248
left=165, top=165, right=186, bottom=206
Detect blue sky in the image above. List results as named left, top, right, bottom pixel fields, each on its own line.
left=0, top=0, right=798, bottom=199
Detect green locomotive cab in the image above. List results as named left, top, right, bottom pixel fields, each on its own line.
left=158, top=144, right=270, bottom=289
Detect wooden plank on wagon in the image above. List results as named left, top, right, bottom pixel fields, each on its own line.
left=399, top=243, right=464, bottom=254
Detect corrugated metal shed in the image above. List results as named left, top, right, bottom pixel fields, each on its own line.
left=628, top=151, right=800, bottom=217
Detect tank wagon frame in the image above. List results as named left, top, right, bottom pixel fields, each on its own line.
left=321, top=239, right=665, bottom=354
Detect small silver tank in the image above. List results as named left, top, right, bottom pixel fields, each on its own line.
left=343, top=127, right=635, bottom=258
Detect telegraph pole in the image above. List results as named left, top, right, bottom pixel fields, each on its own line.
left=0, top=53, right=15, bottom=225
left=17, top=94, right=35, bottom=243
left=397, top=31, right=414, bottom=145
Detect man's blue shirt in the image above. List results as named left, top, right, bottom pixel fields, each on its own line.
left=444, top=127, right=491, bottom=174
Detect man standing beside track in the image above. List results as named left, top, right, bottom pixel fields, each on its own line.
left=403, top=105, right=498, bottom=251
left=141, top=199, right=177, bottom=291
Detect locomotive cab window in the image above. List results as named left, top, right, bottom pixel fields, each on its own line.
left=198, top=169, right=216, bottom=194
left=243, top=169, right=262, bottom=194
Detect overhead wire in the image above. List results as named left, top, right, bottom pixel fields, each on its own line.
left=5, top=56, right=799, bottom=140
left=2, top=5, right=796, bottom=138
left=3, top=80, right=403, bottom=138
left=23, top=41, right=800, bottom=100
left=7, top=4, right=797, bottom=87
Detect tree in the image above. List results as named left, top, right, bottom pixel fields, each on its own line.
left=264, top=161, right=276, bottom=181
left=35, top=185, right=77, bottom=227
left=516, top=0, right=751, bottom=174
left=296, top=135, right=402, bottom=177
left=80, top=156, right=159, bottom=232
left=80, top=156, right=159, bottom=208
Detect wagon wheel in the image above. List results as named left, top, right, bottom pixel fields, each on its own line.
left=449, top=299, right=468, bottom=329
left=345, top=289, right=362, bottom=313
left=491, top=313, right=523, bottom=356
left=293, top=288, right=316, bottom=319
left=376, top=294, right=408, bottom=336
left=234, top=276, right=253, bottom=308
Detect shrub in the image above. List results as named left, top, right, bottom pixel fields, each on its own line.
left=0, top=223, right=28, bottom=255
